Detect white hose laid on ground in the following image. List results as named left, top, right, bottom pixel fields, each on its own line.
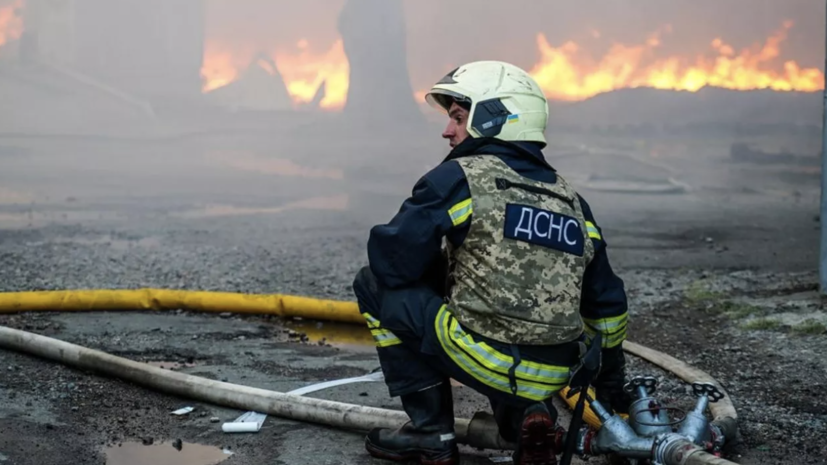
left=0, top=325, right=739, bottom=465
left=0, top=325, right=508, bottom=450
left=669, top=447, right=740, bottom=465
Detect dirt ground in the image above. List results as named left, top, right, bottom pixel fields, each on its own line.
left=0, top=128, right=824, bottom=465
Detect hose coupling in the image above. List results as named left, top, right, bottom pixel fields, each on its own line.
left=653, top=433, right=704, bottom=465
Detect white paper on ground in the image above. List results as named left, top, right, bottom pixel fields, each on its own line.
left=170, top=406, right=194, bottom=415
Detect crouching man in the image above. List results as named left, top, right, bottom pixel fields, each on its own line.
left=353, top=61, right=631, bottom=465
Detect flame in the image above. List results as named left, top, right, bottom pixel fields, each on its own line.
left=0, top=0, right=23, bottom=48
left=200, top=42, right=246, bottom=92
left=273, top=38, right=349, bottom=110
left=200, top=38, right=350, bottom=110
left=529, top=21, right=824, bottom=101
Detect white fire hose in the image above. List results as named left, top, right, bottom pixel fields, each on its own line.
left=0, top=325, right=738, bottom=464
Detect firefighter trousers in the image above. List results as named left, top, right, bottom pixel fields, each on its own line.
left=352, top=266, right=583, bottom=441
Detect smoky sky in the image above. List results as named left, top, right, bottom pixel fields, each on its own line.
left=204, top=0, right=823, bottom=93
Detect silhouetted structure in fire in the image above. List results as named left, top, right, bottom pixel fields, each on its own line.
left=338, top=0, right=423, bottom=126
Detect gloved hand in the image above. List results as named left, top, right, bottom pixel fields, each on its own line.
left=593, top=345, right=633, bottom=414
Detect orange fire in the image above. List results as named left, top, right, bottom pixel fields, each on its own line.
left=530, top=20, right=824, bottom=101
left=274, top=38, right=349, bottom=110
left=201, top=42, right=245, bottom=92
left=0, top=0, right=23, bottom=48
left=201, top=38, right=350, bottom=110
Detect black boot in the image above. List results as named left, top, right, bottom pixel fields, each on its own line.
left=512, top=402, right=560, bottom=465
left=365, top=382, right=459, bottom=465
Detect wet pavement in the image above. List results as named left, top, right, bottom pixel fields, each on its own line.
left=0, top=132, right=823, bottom=464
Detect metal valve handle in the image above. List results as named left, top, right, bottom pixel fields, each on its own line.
left=623, top=376, right=658, bottom=395
left=691, top=382, right=725, bottom=403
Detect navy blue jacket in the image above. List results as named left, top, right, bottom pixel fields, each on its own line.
left=367, top=137, right=628, bottom=347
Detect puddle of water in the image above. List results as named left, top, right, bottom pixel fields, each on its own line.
left=104, top=441, right=231, bottom=465
left=284, top=319, right=375, bottom=352
left=283, top=320, right=469, bottom=388
left=208, top=151, right=343, bottom=180
left=177, top=194, right=348, bottom=219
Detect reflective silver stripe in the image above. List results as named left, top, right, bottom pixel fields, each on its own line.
left=448, top=199, right=473, bottom=226
left=363, top=313, right=401, bottom=347
left=371, top=330, right=401, bottom=347
left=363, top=313, right=382, bottom=329
left=584, top=326, right=626, bottom=348
left=450, top=204, right=472, bottom=222
left=585, top=221, right=601, bottom=239
left=450, top=321, right=569, bottom=384
left=371, top=328, right=399, bottom=341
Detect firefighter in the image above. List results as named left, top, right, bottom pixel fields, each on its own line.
left=352, top=60, right=631, bottom=465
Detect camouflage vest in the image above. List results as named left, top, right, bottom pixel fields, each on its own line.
left=446, top=155, right=594, bottom=345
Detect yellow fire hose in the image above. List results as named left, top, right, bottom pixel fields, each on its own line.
left=0, top=288, right=364, bottom=323
left=0, top=288, right=734, bottom=433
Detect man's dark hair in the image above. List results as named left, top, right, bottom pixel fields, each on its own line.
left=452, top=96, right=472, bottom=112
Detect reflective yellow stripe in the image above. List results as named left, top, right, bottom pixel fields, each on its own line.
left=582, top=313, right=628, bottom=332
left=434, top=306, right=569, bottom=401
left=448, top=198, right=473, bottom=227
left=448, top=319, right=569, bottom=384
left=363, top=313, right=401, bottom=347
left=583, top=313, right=628, bottom=349
left=585, top=331, right=625, bottom=349
left=363, top=313, right=381, bottom=329
left=585, top=221, right=602, bottom=240
left=585, top=326, right=626, bottom=344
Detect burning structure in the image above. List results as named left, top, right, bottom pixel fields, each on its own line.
left=201, top=0, right=422, bottom=119
left=204, top=54, right=294, bottom=112
left=338, top=0, right=422, bottom=124
left=0, top=0, right=822, bottom=129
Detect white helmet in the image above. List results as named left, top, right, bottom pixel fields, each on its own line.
left=425, top=61, right=549, bottom=146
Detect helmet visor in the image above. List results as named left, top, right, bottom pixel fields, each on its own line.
left=424, top=88, right=472, bottom=114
